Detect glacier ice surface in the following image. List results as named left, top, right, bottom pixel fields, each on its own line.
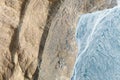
left=72, top=6, right=120, bottom=80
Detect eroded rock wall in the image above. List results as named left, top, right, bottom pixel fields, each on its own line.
left=0, top=0, right=48, bottom=80
left=0, top=0, right=23, bottom=79
left=0, top=0, right=117, bottom=80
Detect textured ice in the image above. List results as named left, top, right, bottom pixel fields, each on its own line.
left=71, top=6, right=120, bottom=80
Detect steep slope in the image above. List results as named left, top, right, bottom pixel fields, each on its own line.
left=0, top=0, right=48, bottom=80
left=0, top=0, right=117, bottom=80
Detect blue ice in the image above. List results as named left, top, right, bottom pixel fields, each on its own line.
left=71, top=6, right=120, bottom=80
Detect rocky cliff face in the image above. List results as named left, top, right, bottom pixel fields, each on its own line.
left=0, top=0, right=116, bottom=80
left=0, top=0, right=48, bottom=80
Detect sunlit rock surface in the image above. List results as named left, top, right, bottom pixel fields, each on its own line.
left=72, top=6, right=120, bottom=80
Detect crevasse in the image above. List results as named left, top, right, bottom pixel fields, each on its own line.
left=71, top=5, right=120, bottom=80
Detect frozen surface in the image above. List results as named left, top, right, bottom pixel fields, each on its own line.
left=72, top=6, right=120, bottom=80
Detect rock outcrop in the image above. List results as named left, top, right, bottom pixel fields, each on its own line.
left=0, top=0, right=117, bottom=80
left=0, top=0, right=48, bottom=80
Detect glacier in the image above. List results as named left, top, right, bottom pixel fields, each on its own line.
left=71, top=6, right=120, bottom=80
